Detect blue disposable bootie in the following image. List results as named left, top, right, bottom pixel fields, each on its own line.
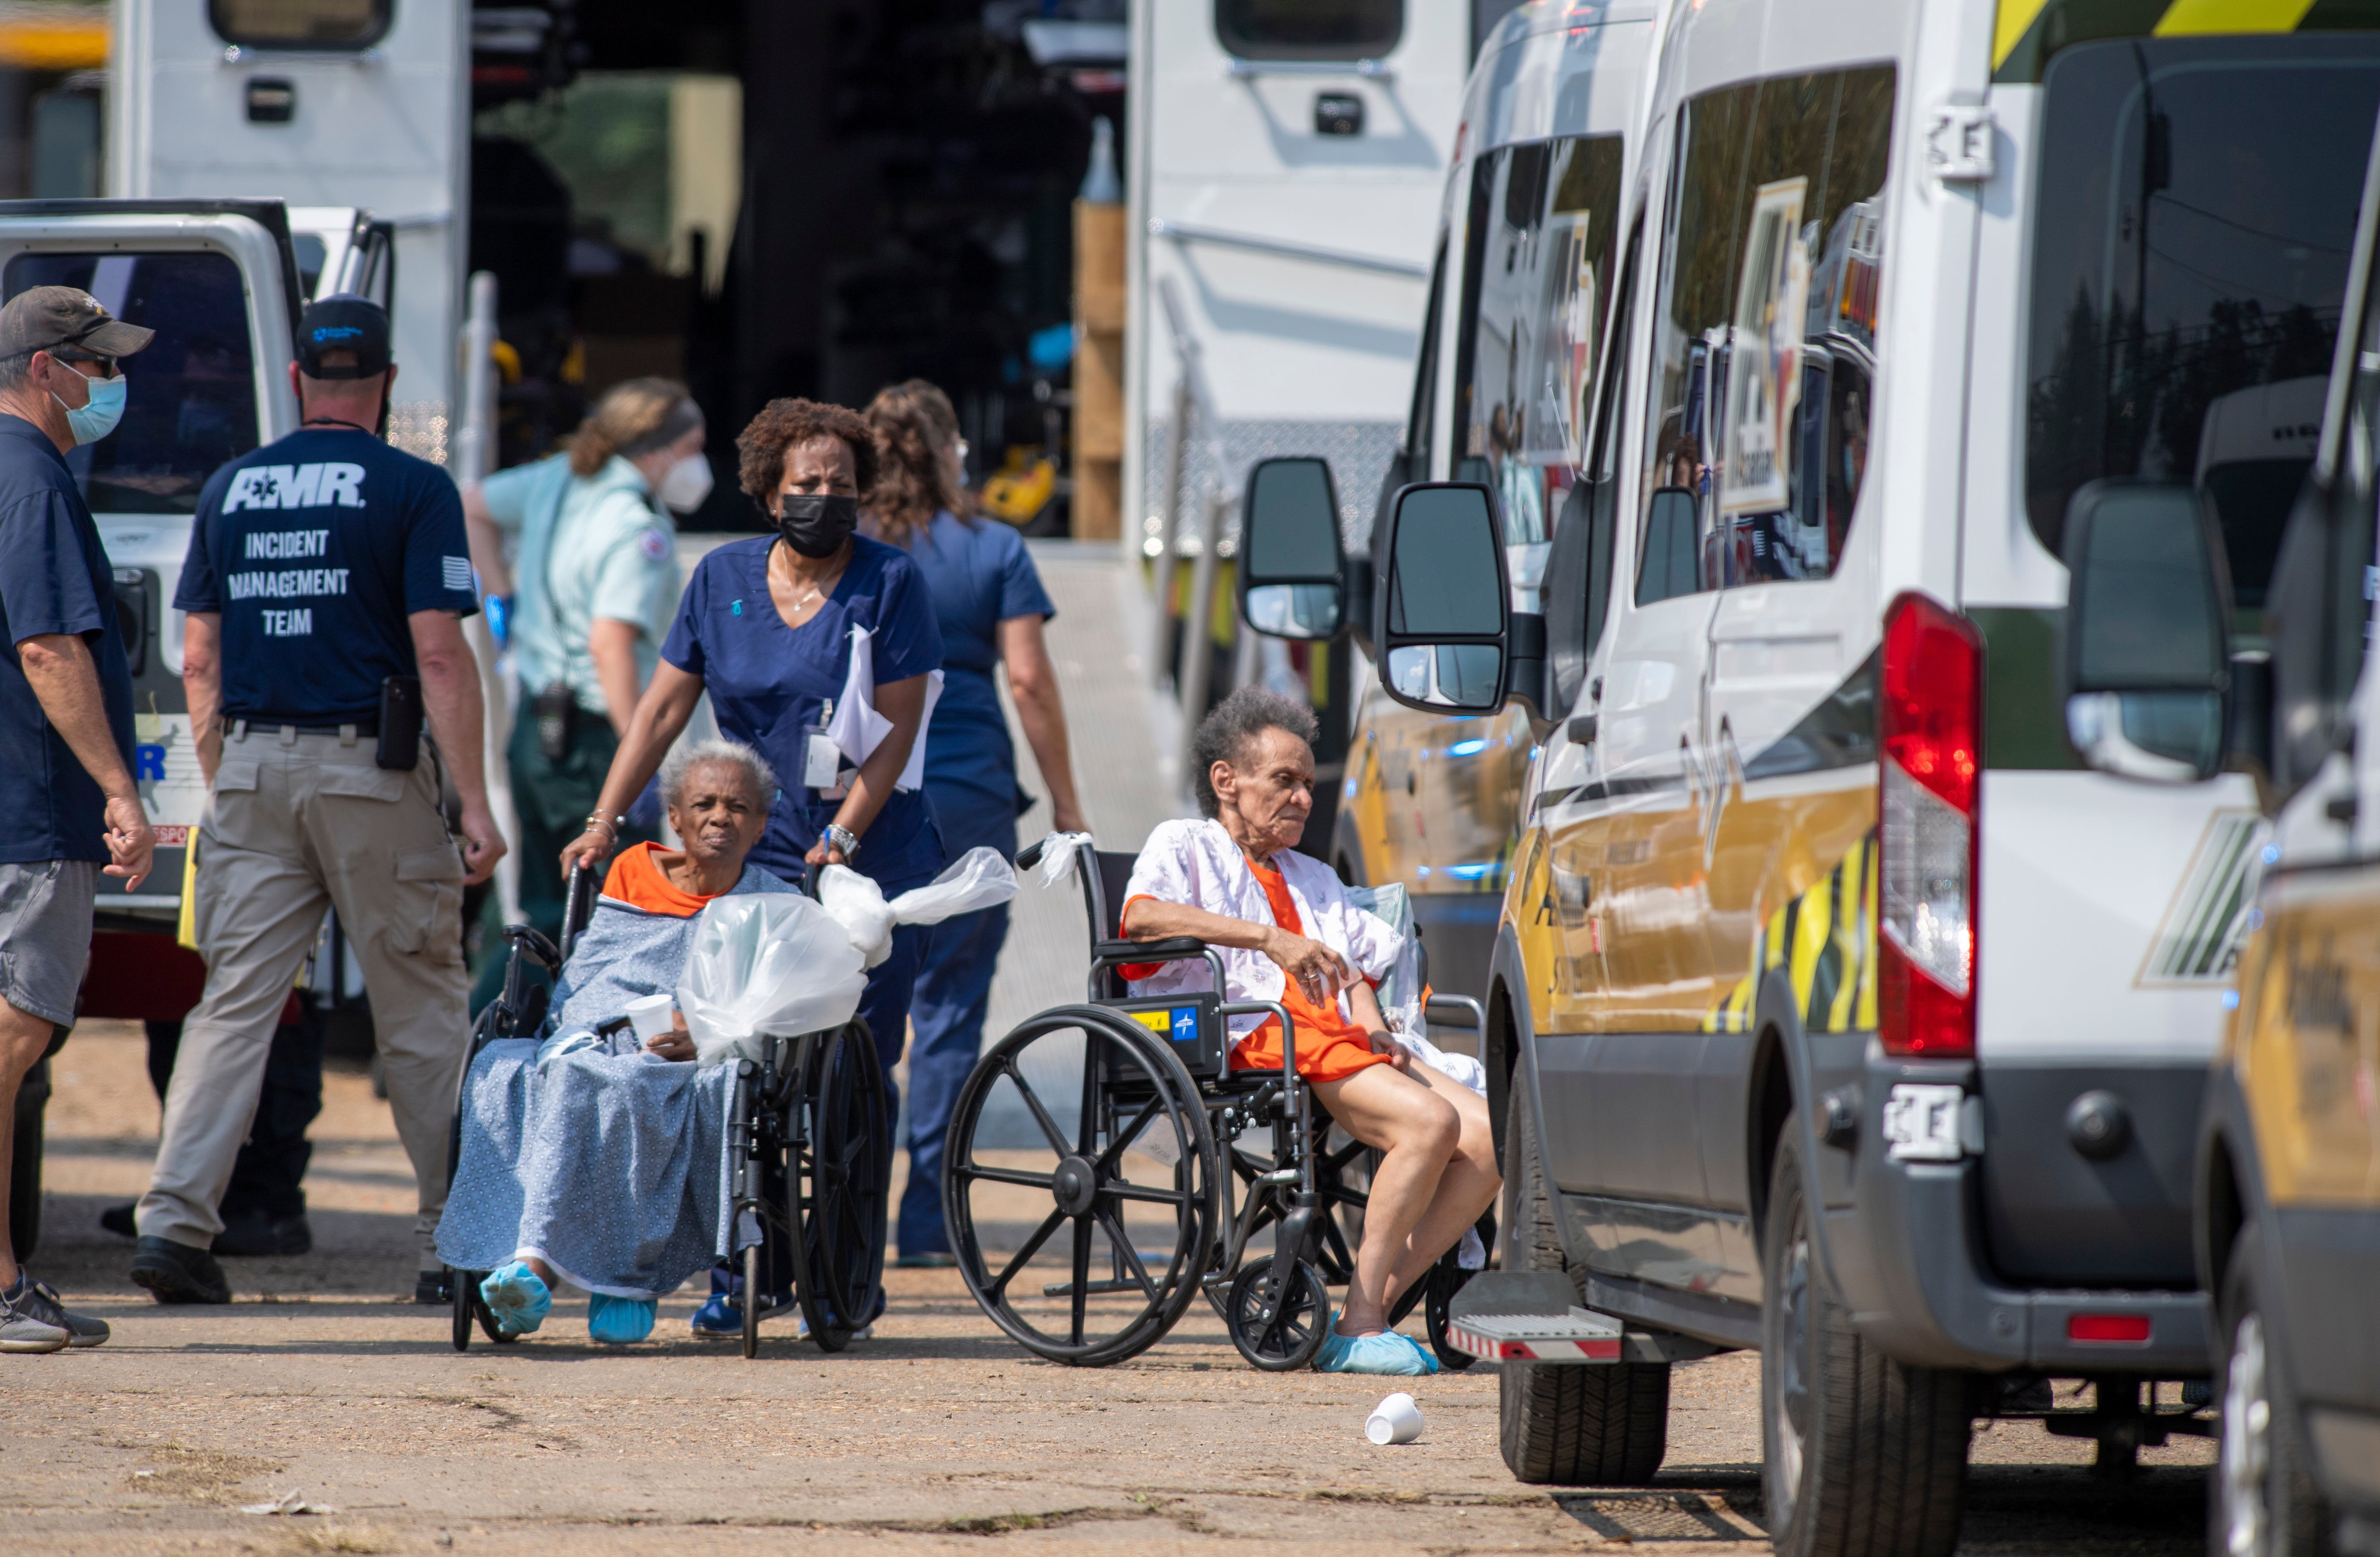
left=587, top=1293, right=657, bottom=1344
left=479, top=1262, right=550, bottom=1337
left=1314, top=1325, right=1435, bottom=1375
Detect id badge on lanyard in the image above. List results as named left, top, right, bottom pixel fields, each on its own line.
left=804, top=699, right=852, bottom=799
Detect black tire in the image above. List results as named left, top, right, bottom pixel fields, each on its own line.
left=2213, top=1225, right=2333, bottom=1557
left=791, top=1021, right=891, bottom=1354
left=450, top=1267, right=474, bottom=1353
left=1762, top=1117, right=1968, bottom=1557
left=945, top=1006, right=1218, bottom=1366
left=1422, top=1218, right=1492, bottom=1372
left=741, top=1240, right=763, bottom=1360
left=1226, top=1255, right=1329, bottom=1371
left=1497, top=1083, right=1670, bottom=1485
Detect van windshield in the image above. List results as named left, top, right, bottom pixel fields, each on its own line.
left=2025, top=35, right=2380, bottom=623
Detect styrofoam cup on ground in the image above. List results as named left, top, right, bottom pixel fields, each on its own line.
left=625, top=993, right=677, bottom=1041
left=1365, top=1391, right=1423, bottom=1445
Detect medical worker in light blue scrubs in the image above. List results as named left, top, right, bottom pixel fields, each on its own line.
left=864, top=381, right=1084, bottom=1267
left=564, top=396, right=944, bottom=1333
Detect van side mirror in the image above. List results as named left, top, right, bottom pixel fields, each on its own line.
left=1377, top=482, right=1508, bottom=712
left=1238, top=456, right=1345, bottom=641
left=2060, top=479, right=2231, bottom=782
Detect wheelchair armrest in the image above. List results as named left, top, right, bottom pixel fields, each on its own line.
left=503, top=923, right=562, bottom=973
left=1093, top=936, right=1206, bottom=965
left=1424, top=993, right=1487, bottom=1032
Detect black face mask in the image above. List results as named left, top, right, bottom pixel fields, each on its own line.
left=774, top=493, right=859, bottom=558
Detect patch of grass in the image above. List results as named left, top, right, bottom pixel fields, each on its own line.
left=124, top=1444, right=284, bottom=1504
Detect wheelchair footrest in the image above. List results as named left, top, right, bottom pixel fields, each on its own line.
left=1444, top=1270, right=1623, bottom=1364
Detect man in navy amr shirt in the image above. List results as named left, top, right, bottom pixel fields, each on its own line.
left=132, top=296, right=506, bottom=1307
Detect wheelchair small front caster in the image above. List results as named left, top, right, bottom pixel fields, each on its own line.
left=1226, top=1255, right=1328, bottom=1371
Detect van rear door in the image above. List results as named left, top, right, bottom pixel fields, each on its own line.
left=0, top=199, right=300, bottom=935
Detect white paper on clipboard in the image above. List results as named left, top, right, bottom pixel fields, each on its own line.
left=823, top=625, right=943, bottom=792
left=1719, top=175, right=1812, bottom=519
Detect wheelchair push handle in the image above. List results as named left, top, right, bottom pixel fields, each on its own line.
left=560, top=863, right=597, bottom=963
left=1014, top=838, right=1046, bottom=871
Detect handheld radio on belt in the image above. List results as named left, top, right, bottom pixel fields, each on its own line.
left=377, top=675, right=423, bottom=769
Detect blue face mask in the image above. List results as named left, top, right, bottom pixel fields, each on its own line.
left=53, top=371, right=125, bottom=445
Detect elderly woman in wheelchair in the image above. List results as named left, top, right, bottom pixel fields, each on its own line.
left=434, top=739, right=797, bottom=1344
left=1118, top=688, right=1502, bottom=1375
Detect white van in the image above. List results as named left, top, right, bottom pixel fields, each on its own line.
left=1314, top=1, right=1654, bottom=1004
left=1244, top=0, right=2380, bottom=1546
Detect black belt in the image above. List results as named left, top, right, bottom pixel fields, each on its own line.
left=222, top=716, right=380, bottom=736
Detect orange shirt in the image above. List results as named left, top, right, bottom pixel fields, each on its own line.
left=1121, top=863, right=1390, bottom=1084
left=602, top=841, right=727, bottom=919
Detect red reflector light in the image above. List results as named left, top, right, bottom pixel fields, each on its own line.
left=2067, top=1313, right=2151, bottom=1343
left=1878, top=592, right=1983, bottom=1059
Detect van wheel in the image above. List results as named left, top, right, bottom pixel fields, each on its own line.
left=1762, top=1118, right=1968, bottom=1557
left=2213, top=1226, right=2330, bottom=1557
left=1497, top=1083, right=1668, bottom=1485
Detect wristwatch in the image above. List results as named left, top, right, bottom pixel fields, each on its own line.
left=822, top=823, right=862, bottom=860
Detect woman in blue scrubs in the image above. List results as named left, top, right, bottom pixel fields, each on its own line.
left=564, top=397, right=944, bottom=1331
left=864, top=381, right=1084, bottom=1266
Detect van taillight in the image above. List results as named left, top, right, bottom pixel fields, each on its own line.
left=1879, top=592, right=1981, bottom=1057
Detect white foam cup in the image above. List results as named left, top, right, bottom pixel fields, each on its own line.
left=625, top=993, right=677, bottom=1041
left=1365, top=1392, right=1423, bottom=1445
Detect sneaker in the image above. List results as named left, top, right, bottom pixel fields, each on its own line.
left=98, top=1203, right=136, bottom=1239
left=587, top=1293, right=657, bottom=1344
left=1314, top=1327, right=1435, bottom=1376
left=477, top=1262, right=550, bottom=1337
left=0, top=1273, right=70, bottom=1353
left=414, top=1270, right=453, bottom=1306
left=128, top=1237, right=230, bottom=1305
left=212, top=1211, right=312, bottom=1258
left=688, top=1292, right=742, bottom=1338
left=28, top=1279, right=108, bottom=1348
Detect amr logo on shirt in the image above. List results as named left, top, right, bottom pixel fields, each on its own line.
left=223, top=462, right=367, bottom=512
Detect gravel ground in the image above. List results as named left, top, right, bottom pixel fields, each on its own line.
left=2, top=1023, right=2218, bottom=1556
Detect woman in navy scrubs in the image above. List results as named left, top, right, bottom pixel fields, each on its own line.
left=565, top=398, right=944, bottom=1331
left=864, top=381, right=1084, bottom=1266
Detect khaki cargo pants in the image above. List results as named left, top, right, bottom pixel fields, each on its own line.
left=138, top=724, right=469, bottom=1266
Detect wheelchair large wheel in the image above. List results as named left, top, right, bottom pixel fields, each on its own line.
left=945, top=1006, right=1218, bottom=1366
left=788, top=1020, right=891, bottom=1354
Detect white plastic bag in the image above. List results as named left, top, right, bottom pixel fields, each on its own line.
left=677, top=894, right=869, bottom=1066
left=819, top=848, right=1019, bottom=967
left=1031, top=831, right=1097, bottom=887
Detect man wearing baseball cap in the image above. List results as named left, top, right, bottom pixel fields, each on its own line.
left=0, top=285, right=156, bottom=1351
left=135, top=295, right=505, bottom=1306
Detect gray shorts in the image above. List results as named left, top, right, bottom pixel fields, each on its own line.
left=0, top=859, right=98, bottom=1027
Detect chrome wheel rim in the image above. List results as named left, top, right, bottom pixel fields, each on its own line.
left=1772, top=1230, right=1812, bottom=1511
left=2221, top=1310, right=2273, bottom=1557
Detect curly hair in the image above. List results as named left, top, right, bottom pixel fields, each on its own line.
left=864, top=379, right=968, bottom=546
left=735, top=397, right=880, bottom=517
left=568, top=377, right=700, bottom=478
left=1190, top=686, right=1319, bottom=818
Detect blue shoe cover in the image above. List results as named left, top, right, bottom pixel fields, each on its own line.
left=688, top=1292, right=741, bottom=1337
left=1314, top=1327, right=1432, bottom=1375
left=587, top=1293, right=657, bottom=1344
left=479, top=1262, right=549, bottom=1336
left=1400, top=1331, right=1442, bottom=1375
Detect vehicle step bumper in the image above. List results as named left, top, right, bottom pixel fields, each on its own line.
left=1444, top=1271, right=1622, bottom=1363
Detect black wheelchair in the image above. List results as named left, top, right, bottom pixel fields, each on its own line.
left=941, top=837, right=1489, bottom=1370
left=447, top=864, right=891, bottom=1358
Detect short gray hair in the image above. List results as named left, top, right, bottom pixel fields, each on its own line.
left=0, top=348, right=37, bottom=392
left=1190, top=686, right=1319, bottom=818
left=659, top=738, right=778, bottom=810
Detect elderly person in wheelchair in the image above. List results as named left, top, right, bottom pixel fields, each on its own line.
left=434, top=739, right=796, bottom=1343
left=1121, top=687, right=1501, bottom=1374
